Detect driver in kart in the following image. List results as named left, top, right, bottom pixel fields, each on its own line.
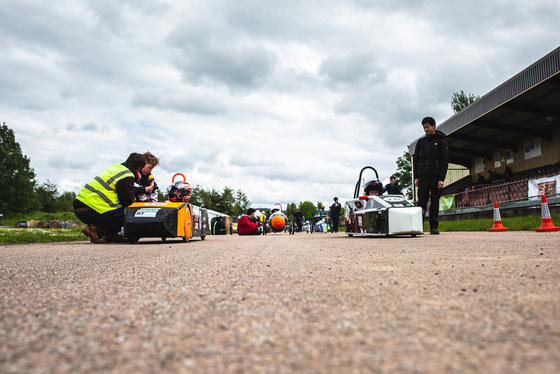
left=168, top=181, right=192, bottom=202
left=363, top=178, right=386, bottom=233
left=364, top=179, right=383, bottom=196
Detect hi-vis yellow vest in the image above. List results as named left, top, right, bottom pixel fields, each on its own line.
left=76, top=163, right=134, bottom=214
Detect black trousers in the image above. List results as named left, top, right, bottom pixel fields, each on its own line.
left=331, top=217, right=339, bottom=232
left=74, top=207, right=125, bottom=237
left=417, top=175, right=441, bottom=229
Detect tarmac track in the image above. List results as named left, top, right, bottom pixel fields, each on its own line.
left=1, top=231, right=559, bottom=373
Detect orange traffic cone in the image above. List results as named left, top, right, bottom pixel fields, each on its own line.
left=489, top=201, right=508, bottom=232
left=536, top=195, right=559, bottom=232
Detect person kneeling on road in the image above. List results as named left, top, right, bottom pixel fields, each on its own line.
left=73, top=152, right=146, bottom=243
left=237, top=208, right=262, bottom=235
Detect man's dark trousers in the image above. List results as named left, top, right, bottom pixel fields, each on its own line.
left=417, top=175, right=441, bottom=229
left=331, top=217, right=339, bottom=232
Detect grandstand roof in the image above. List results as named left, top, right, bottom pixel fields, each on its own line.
left=410, top=47, right=560, bottom=167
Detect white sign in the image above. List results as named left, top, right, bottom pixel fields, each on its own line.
left=494, top=152, right=501, bottom=168
left=134, top=208, right=160, bottom=218
left=474, top=158, right=486, bottom=173
left=506, top=149, right=514, bottom=164
left=524, top=139, right=542, bottom=160
left=528, top=175, right=560, bottom=198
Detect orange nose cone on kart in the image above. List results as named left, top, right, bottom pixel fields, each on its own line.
left=271, top=215, right=285, bottom=230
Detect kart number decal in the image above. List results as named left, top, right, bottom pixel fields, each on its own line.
left=134, top=208, right=160, bottom=218
left=383, top=197, right=405, bottom=202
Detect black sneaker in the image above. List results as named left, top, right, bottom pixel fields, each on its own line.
left=430, top=228, right=440, bottom=235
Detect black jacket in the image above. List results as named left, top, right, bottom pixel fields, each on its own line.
left=384, top=183, right=402, bottom=195
left=330, top=202, right=341, bottom=217
left=413, top=130, right=449, bottom=181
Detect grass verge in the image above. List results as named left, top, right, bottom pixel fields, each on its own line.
left=0, top=228, right=86, bottom=244
left=431, top=212, right=560, bottom=232
left=0, top=211, right=79, bottom=227
left=0, top=211, right=86, bottom=244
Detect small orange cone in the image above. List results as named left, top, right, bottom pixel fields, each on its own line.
left=489, top=201, right=508, bottom=232
left=536, top=194, right=559, bottom=232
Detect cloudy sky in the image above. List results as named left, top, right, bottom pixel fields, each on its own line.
left=2, top=0, right=559, bottom=209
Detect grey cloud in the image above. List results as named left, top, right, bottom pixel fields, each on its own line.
left=320, top=54, right=386, bottom=85
left=164, top=95, right=227, bottom=115
left=131, top=90, right=228, bottom=115
left=165, top=157, right=197, bottom=175
left=65, top=122, right=108, bottom=133
left=48, top=153, right=90, bottom=170
left=131, top=90, right=161, bottom=108
left=166, top=21, right=278, bottom=90
left=82, top=122, right=101, bottom=132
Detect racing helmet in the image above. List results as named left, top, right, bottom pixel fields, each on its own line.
left=168, top=181, right=192, bottom=202
left=363, top=179, right=383, bottom=196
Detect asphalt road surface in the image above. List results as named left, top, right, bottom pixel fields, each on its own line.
left=1, top=231, right=559, bottom=373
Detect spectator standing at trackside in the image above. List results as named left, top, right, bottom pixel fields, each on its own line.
left=293, top=209, right=304, bottom=231
left=413, top=116, right=449, bottom=235
left=383, top=176, right=403, bottom=195
left=329, top=197, right=342, bottom=233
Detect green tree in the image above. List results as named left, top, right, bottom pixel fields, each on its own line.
left=189, top=185, right=251, bottom=217
left=215, top=186, right=234, bottom=215
left=57, top=190, right=76, bottom=212
left=0, top=123, right=37, bottom=214
left=285, top=202, right=297, bottom=218
left=233, top=189, right=251, bottom=216
left=35, top=180, right=76, bottom=212
left=36, top=180, right=59, bottom=213
left=394, top=146, right=413, bottom=199
left=189, top=185, right=220, bottom=209
left=157, top=188, right=166, bottom=202
left=298, top=201, right=316, bottom=223
left=451, top=90, right=480, bottom=114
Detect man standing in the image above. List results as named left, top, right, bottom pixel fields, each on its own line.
left=73, top=153, right=146, bottom=243
left=330, top=197, right=342, bottom=233
left=293, top=209, right=304, bottom=232
left=413, top=117, right=449, bottom=235
left=383, top=176, right=403, bottom=195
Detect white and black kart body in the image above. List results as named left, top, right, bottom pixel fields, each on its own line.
left=344, top=166, right=423, bottom=237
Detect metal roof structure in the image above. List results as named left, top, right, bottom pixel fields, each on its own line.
left=410, top=47, right=560, bottom=167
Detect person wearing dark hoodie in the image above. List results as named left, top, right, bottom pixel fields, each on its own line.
left=413, top=116, right=449, bottom=235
